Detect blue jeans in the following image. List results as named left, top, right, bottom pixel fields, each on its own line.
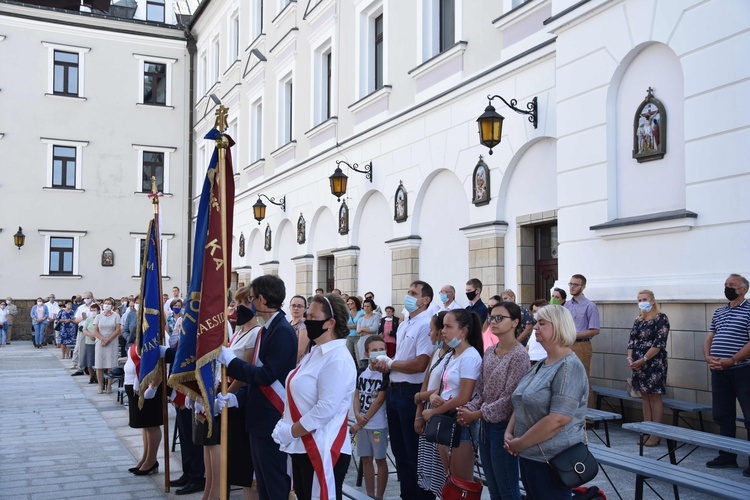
left=387, top=383, right=435, bottom=500
left=711, top=364, right=750, bottom=462
left=0, top=324, right=7, bottom=345
left=519, top=457, right=571, bottom=500
left=33, top=321, right=46, bottom=345
left=479, top=421, right=521, bottom=500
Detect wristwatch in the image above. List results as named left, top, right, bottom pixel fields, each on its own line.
left=642, top=355, right=649, bottom=362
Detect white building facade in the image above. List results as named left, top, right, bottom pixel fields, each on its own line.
left=190, top=0, right=748, bottom=417
left=0, top=0, right=193, bottom=309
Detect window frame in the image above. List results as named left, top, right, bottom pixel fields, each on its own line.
left=420, top=0, right=462, bottom=61
left=374, top=14, right=384, bottom=91
left=355, top=0, right=386, bottom=99
left=131, top=233, right=172, bottom=278
left=51, top=145, right=77, bottom=189
left=132, top=144, right=176, bottom=194
left=39, top=230, right=86, bottom=277
left=41, top=138, right=88, bottom=190
left=250, top=97, right=263, bottom=162
left=134, top=54, right=176, bottom=107
left=277, top=72, right=294, bottom=147
left=42, top=42, right=90, bottom=98
left=146, top=0, right=166, bottom=23
left=211, top=37, right=221, bottom=85
left=53, top=50, right=79, bottom=96
left=251, top=0, right=264, bottom=40
left=229, top=12, right=240, bottom=66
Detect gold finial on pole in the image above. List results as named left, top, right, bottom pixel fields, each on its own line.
left=148, top=176, right=162, bottom=215
left=214, top=105, right=229, bottom=134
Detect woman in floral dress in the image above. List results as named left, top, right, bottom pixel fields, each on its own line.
left=57, top=301, right=77, bottom=360
left=627, top=289, right=670, bottom=447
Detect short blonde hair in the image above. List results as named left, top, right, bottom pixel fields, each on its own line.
left=501, top=289, right=516, bottom=301
left=235, top=285, right=252, bottom=303
left=536, top=304, right=577, bottom=347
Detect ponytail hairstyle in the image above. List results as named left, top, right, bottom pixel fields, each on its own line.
left=446, top=309, right=484, bottom=357
left=309, top=293, right=349, bottom=338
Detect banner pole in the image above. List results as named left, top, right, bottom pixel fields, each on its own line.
left=215, top=105, right=230, bottom=500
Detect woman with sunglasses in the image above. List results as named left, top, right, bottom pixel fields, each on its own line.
left=272, top=294, right=356, bottom=500
left=458, top=302, right=529, bottom=500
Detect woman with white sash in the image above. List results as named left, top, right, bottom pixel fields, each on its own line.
left=272, top=293, right=356, bottom=500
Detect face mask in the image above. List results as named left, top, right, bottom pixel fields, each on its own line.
left=235, top=305, right=255, bottom=326
left=37, top=301, right=44, bottom=305
left=638, top=301, right=652, bottom=312
left=84, top=298, right=92, bottom=305
left=134, top=304, right=140, bottom=311
left=103, top=304, right=112, bottom=312
left=304, top=319, right=328, bottom=340
left=550, top=297, right=562, bottom=305
left=725, top=287, right=740, bottom=301
left=435, top=340, right=444, bottom=349
left=369, top=350, right=386, bottom=361
left=90, top=310, right=99, bottom=317
left=0, top=304, right=5, bottom=309
left=404, top=295, right=419, bottom=313
left=466, top=290, right=477, bottom=301
left=384, top=317, right=392, bottom=321
left=5, top=300, right=10, bottom=305
left=172, top=307, right=182, bottom=315
left=439, top=292, right=449, bottom=304
left=447, top=337, right=462, bottom=349
left=49, top=298, right=55, bottom=302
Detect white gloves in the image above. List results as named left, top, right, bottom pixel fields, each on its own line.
left=375, top=354, right=394, bottom=370
left=184, top=396, right=193, bottom=409
left=194, top=401, right=205, bottom=415
left=272, top=420, right=295, bottom=451
left=214, top=393, right=238, bottom=413
left=217, top=345, right=237, bottom=366
left=143, top=386, right=157, bottom=399
left=158, top=345, right=169, bottom=358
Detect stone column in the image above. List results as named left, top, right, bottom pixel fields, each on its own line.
left=332, top=246, right=360, bottom=296
left=385, top=236, right=422, bottom=311
left=235, top=266, right=252, bottom=288
left=260, top=260, right=279, bottom=276
left=460, top=221, right=508, bottom=299
left=292, top=255, right=315, bottom=297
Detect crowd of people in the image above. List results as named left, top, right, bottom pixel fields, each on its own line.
left=7, top=272, right=749, bottom=499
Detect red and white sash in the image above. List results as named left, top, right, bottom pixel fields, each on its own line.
left=129, top=344, right=141, bottom=379
left=286, top=359, right=349, bottom=500
left=253, top=327, right=286, bottom=414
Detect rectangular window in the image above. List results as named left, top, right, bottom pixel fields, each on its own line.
left=374, top=14, right=384, bottom=90
left=49, top=237, right=74, bottom=275
left=325, top=51, right=332, bottom=120
left=230, top=16, right=240, bottom=63
left=146, top=0, right=165, bottom=22
left=143, top=62, right=167, bottom=105
left=199, top=53, right=207, bottom=95
left=212, top=39, right=220, bottom=83
left=251, top=100, right=263, bottom=162
left=254, top=0, right=264, bottom=38
left=142, top=151, right=165, bottom=192
left=52, top=145, right=77, bottom=189
left=283, top=80, right=293, bottom=144
left=439, top=0, right=455, bottom=52
left=53, top=50, right=79, bottom=96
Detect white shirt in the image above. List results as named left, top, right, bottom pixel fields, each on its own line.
left=526, top=331, right=548, bottom=361
left=440, top=347, right=482, bottom=401
left=427, top=348, right=452, bottom=391
left=357, top=366, right=388, bottom=429
left=45, top=301, right=60, bottom=320
left=426, top=299, right=462, bottom=316
left=391, top=310, right=434, bottom=384
left=229, top=325, right=259, bottom=359
left=74, top=303, right=94, bottom=322
left=282, top=338, right=356, bottom=455
left=0, top=308, right=7, bottom=324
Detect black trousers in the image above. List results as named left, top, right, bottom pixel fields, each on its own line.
left=175, top=407, right=205, bottom=482
left=250, top=433, right=291, bottom=500
left=291, top=452, right=351, bottom=500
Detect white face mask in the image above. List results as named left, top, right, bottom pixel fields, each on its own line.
left=37, top=301, right=44, bottom=305
left=103, top=304, right=112, bottom=312
left=84, top=297, right=92, bottom=304
left=134, top=304, right=139, bottom=311
left=5, top=300, right=10, bottom=305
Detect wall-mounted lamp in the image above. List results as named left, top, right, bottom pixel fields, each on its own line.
left=13, top=226, right=25, bottom=249
left=477, top=94, right=538, bottom=155
left=252, top=194, right=285, bottom=224
left=329, top=160, right=373, bottom=201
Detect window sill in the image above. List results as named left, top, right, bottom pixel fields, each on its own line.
left=349, top=85, right=392, bottom=113
left=272, top=1, right=297, bottom=27
left=45, top=93, right=86, bottom=101
left=43, top=187, right=85, bottom=193
left=243, top=158, right=266, bottom=173
left=408, top=41, right=467, bottom=80
left=223, top=59, right=241, bottom=77
left=245, top=33, right=266, bottom=54
left=492, top=0, right=544, bottom=27
left=40, top=274, right=82, bottom=279
left=304, top=117, right=337, bottom=140
left=270, top=140, right=297, bottom=159
left=136, top=103, right=174, bottom=110
left=134, top=192, right=174, bottom=197
left=589, top=209, right=697, bottom=240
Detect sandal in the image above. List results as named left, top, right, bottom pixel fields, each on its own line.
left=636, top=434, right=650, bottom=445
left=644, top=437, right=661, bottom=447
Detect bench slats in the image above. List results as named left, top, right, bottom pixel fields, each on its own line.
left=623, top=421, right=750, bottom=456
left=592, top=386, right=711, bottom=412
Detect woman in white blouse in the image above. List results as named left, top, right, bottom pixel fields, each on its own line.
left=423, top=309, right=484, bottom=481
left=271, top=294, right=356, bottom=500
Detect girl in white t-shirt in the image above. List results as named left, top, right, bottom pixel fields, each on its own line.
left=423, top=309, right=483, bottom=482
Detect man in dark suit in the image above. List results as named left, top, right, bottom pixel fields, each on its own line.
left=218, top=275, right=297, bottom=500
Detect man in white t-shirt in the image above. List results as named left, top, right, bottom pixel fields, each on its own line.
left=45, top=295, right=60, bottom=346
left=426, top=284, right=463, bottom=316
left=373, top=280, right=434, bottom=500
left=71, top=291, right=96, bottom=375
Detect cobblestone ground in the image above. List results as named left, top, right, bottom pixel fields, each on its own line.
left=1, top=342, right=744, bottom=499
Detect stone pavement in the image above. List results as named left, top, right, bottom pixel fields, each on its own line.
left=1, top=341, right=746, bottom=499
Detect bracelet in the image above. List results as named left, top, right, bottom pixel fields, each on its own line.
left=415, top=416, right=424, bottom=421
left=627, top=357, right=633, bottom=361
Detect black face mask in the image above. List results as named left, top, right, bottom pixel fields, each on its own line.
left=466, top=290, right=477, bottom=301
left=305, top=319, right=329, bottom=340
left=725, top=287, right=740, bottom=301
left=236, top=305, right=255, bottom=326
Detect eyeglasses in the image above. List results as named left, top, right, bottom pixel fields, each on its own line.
left=568, top=282, right=583, bottom=287
left=290, top=304, right=305, bottom=308
left=488, top=314, right=510, bottom=323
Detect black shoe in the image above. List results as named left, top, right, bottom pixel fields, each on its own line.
left=132, top=461, right=159, bottom=476
left=743, top=466, right=750, bottom=477
left=175, top=483, right=205, bottom=495
left=71, top=371, right=85, bottom=376
left=706, top=456, right=738, bottom=468
left=170, top=476, right=189, bottom=487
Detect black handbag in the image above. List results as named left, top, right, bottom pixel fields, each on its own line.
left=424, top=412, right=460, bottom=448
left=545, top=441, right=599, bottom=488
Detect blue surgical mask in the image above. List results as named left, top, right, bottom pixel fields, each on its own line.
left=172, top=307, right=182, bottom=315
left=369, top=350, right=386, bottom=361
left=404, top=295, right=418, bottom=313
left=439, top=292, right=449, bottom=304
left=435, top=340, right=444, bottom=349
left=447, top=337, right=461, bottom=349
left=638, top=301, right=652, bottom=312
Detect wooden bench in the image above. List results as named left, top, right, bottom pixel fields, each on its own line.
left=593, top=385, right=711, bottom=430
left=342, top=484, right=372, bottom=500
left=589, top=443, right=750, bottom=500
left=585, top=408, right=621, bottom=447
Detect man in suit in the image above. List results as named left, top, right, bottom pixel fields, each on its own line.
left=218, top=275, right=297, bottom=500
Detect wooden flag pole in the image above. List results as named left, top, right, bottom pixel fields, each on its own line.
left=150, top=177, right=171, bottom=493
left=214, top=105, right=230, bottom=500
